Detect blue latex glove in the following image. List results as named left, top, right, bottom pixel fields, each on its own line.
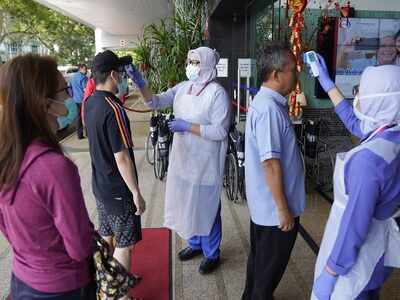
left=168, top=118, right=192, bottom=133
left=314, top=53, right=335, bottom=93
left=313, top=269, right=338, bottom=300
left=125, top=64, right=146, bottom=89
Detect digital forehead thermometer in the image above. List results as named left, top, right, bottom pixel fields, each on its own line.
left=304, top=51, right=320, bottom=77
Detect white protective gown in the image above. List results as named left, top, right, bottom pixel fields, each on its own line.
left=311, top=126, right=400, bottom=300
left=147, top=48, right=231, bottom=239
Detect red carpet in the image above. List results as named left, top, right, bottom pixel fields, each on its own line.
left=7, top=228, right=172, bottom=300
left=130, top=227, right=172, bottom=300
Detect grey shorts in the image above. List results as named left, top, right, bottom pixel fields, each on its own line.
left=96, top=198, right=142, bottom=248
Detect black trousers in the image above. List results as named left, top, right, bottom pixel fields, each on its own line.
left=11, top=273, right=96, bottom=300
left=76, top=103, right=84, bottom=138
left=242, top=218, right=300, bottom=300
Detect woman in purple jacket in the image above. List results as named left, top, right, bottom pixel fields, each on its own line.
left=0, top=55, right=94, bottom=299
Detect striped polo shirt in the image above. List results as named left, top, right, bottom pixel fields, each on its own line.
left=84, top=90, right=138, bottom=202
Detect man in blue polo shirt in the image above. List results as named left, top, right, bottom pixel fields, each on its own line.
left=71, top=64, right=88, bottom=139
left=242, top=42, right=306, bottom=300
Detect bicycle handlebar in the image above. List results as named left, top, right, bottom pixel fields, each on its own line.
left=123, top=106, right=153, bottom=113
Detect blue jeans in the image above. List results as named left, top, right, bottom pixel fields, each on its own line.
left=11, top=273, right=96, bottom=300
left=188, top=207, right=222, bottom=260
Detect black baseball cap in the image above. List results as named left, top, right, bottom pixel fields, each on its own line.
left=92, top=50, right=132, bottom=73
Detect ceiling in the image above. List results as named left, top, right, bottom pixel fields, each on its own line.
left=35, top=0, right=173, bottom=35
left=211, top=0, right=249, bottom=18
left=211, top=0, right=278, bottom=18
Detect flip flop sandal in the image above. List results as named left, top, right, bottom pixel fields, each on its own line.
left=132, top=273, right=142, bottom=286
left=132, top=273, right=142, bottom=281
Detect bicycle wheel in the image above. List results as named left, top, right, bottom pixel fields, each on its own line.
left=225, top=152, right=238, bottom=202
left=223, top=155, right=231, bottom=198
left=238, top=175, right=246, bottom=203
left=223, top=156, right=228, bottom=188
left=299, top=148, right=306, bottom=177
left=316, top=149, right=335, bottom=191
left=158, top=157, right=167, bottom=181
left=145, top=132, right=155, bottom=165
left=153, top=144, right=163, bottom=179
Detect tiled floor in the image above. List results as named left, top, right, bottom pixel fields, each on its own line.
left=0, top=97, right=399, bottom=299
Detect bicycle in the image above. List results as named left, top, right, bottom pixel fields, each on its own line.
left=145, top=113, right=158, bottom=165
left=151, top=113, right=174, bottom=181
left=224, top=123, right=246, bottom=203
left=297, top=118, right=336, bottom=191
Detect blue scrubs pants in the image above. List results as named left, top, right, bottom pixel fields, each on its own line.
left=355, top=256, right=393, bottom=300
left=188, top=207, right=221, bottom=260
left=356, top=288, right=380, bottom=300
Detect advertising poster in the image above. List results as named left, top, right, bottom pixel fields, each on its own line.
left=335, top=18, right=400, bottom=98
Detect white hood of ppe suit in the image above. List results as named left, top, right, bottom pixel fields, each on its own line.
left=356, top=65, right=400, bottom=134
left=187, top=47, right=220, bottom=85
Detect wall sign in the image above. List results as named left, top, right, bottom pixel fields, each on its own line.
left=216, top=58, right=228, bottom=77
left=238, top=58, right=256, bottom=78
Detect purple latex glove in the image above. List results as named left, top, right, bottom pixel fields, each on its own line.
left=313, top=269, right=338, bottom=300
left=125, top=64, right=146, bottom=89
left=168, top=118, right=192, bottom=133
left=314, top=53, right=335, bottom=93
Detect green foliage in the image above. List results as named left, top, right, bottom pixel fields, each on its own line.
left=0, top=0, right=94, bottom=64
left=132, top=0, right=206, bottom=92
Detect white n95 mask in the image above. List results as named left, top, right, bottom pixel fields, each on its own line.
left=186, top=64, right=200, bottom=81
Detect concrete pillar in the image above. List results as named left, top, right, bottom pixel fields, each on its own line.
left=95, top=27, right=137, bottom=53
left=95, top=28, right=105, bottom=54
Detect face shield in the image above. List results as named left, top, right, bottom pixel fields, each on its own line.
left=353, top=65, right=400, bottom=134
left=353, top=91, right=400, bottom=124
left=186, top=52, right=201, bottom=81
left=186, top=47, right=220, bottom=84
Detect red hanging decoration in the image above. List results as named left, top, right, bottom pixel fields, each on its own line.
left=288, top=0, right=307, bottom=14
left=288, top=0, right=308, bottom=120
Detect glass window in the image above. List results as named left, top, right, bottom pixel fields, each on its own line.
left=9, top=42, right=21, bottom=55
left=31, top=44, right=39, bottom=54
left=255, top=5, right=274, bottom=51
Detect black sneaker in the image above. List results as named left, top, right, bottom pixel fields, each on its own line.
left=178, top=247, right=202, bottom=261
left=199, top=257, right=220, bottom=275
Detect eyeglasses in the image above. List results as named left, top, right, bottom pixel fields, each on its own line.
left=56, top=85, right=73, bottom=98
left=187, top=59, right=201, bottom=66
